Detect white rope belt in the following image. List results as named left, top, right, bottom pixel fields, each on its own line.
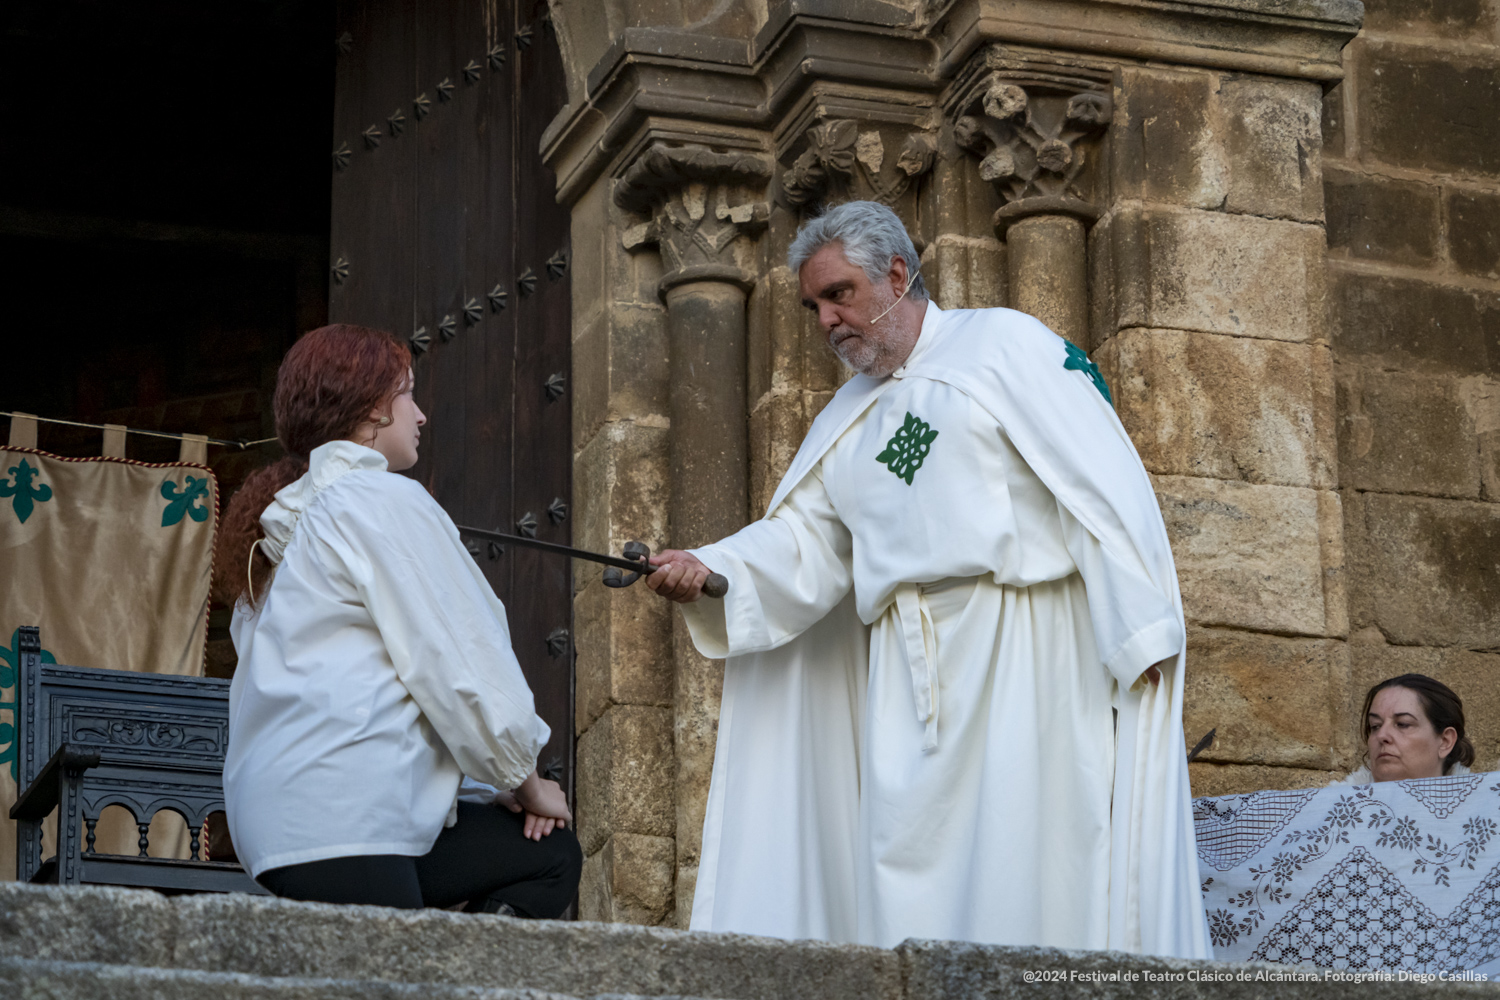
left=894, top=582, right=940, bottom=753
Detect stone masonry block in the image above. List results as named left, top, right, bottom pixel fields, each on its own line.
left=573, top=420, right=670, bottom=564
left=1095, top=207, right=1325, bottom=345
left=1467, top=377, right=1500, bottom=500
left=749, top=389, right=833, bottom=516
left=1112, top=66, right=1226, bottom=210
left=1337, top=366, right=1482, bottom=498
left=1183, top=626, right=1348, bottom=770
left=173, top=893, right=904, bottom=1000
left=1220, top=76, right=1323, bottom=223
left=1330, top=267, right=1500, bottom=377
left=1324, top=167, right=1439, bottom=265
left=574, top=576, right=671, bottom=735
left=1098, top=329, right=1334, bottom=488
left=1448, top=188, right=1500, bottom=280
left=572, top=304, right=669, bottom=453
left=1363, top=0, right=1497, bottom=41
left=576, top=704, right=675, bottom=856
left=1322, top=80, right=1346, bottom=159
left=569, top=178, right=608, bottom=333
left=928, top=136, right=1004, bottom=243
left=1357, top=41, right=1500, bottom=176
left=1343, top=491, right=1500, bottom=649
left=764, top=267, right=842, bottom=395
left=1154, top=475, right=1331, bottom=636
left=591, top=833, right=675, bottom=929
left=1348, top=630, right=1500, bottom=771
left=0, top=883, right=175, bottom=967
left=1188, top=763, right=1337, bottom=798
left=925, top=234, right=1005, bottom=311
left=1350, top=491, right=1500, bottom=650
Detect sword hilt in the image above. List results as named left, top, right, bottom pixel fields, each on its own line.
left=602, top=541, right=728, bottom=599
left=603, top=541, right=651, bottom=589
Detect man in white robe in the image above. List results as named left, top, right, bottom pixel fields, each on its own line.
left=646, top=201, right=1209, bottom=959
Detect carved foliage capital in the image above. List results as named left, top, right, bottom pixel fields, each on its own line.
left=954, top=79, right=1112, bottom=223
left=780, top=119, right=937, bottom=211
left=615, top=144, right=772, bottom=279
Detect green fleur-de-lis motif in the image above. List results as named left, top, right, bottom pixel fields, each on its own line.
left=160, top=475, right=210, bottom=527
left=1, top=628, right=57, bottom=780
left=0, top=458, right=53, bottom=524
left=1063, top=341, right=1113, bottom=405
left=875, top=411, right=940, bottom=485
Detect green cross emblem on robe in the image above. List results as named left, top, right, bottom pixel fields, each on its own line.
left=160, top=476, right=211, bottom=527
left=0, top=459, right=52, bottom=524
left=876, top=412, right=939, bottom=485
left=1063, top=341, right=1112, bottom=405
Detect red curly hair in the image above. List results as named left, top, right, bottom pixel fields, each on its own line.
left=213, top=324, right=412, bottom=605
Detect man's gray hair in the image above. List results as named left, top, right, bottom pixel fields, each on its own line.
left=787, top=201, right=928, bottom=300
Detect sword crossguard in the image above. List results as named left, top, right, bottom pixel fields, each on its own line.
left=601, top=541, right=728, bottom=599
left=603, top=541, right=652, bottom=589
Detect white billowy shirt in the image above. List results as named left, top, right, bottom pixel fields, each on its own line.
left=681, top=305, right=1195, bottom=952
left=224, top=440, right=548, bottom=878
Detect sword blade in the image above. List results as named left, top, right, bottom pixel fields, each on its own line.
left=454, top=525, right=649, bottom=574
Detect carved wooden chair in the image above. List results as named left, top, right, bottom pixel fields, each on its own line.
left=9, top=625, right=267, bottom=895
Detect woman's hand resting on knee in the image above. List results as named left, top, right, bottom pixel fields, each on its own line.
left=499, top=770, right=573, bottom=841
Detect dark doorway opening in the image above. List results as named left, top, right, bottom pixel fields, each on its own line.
left=2, top=1, right=335, bottom=676
left=1, top=0, right=335, bottom=487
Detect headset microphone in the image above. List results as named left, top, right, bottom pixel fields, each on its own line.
left=869, top=275, right=914, bottom=325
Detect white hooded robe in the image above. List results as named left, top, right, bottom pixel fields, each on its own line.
left=679, top=304, right=1210, bottom=959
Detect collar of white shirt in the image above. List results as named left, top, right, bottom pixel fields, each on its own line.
left=259, top=440, right=389, bottom=565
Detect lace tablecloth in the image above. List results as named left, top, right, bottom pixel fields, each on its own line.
left=1195, top=774, right=1500, bottom=973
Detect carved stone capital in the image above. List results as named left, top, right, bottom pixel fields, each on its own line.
left=779, top=118, right=937, bottom=214
left=614, top=144, right=772, bottom=292
left=950, top=65, right=1112, bottom=235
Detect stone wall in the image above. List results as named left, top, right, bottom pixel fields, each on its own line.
left=545, top=0, right=1380, bottom=925
left=1320, top=0, right=1500, bottom=782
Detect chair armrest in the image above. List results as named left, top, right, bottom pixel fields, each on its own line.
left=10, top=744, right=102, bottom=821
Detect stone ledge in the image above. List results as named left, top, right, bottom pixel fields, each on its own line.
left=4, top=883, right=1500, bottom=999
left=0, top=957, right=578, bottom=1000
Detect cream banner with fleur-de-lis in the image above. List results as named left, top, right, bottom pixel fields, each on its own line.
left=0, top=447, right=216, bottom=879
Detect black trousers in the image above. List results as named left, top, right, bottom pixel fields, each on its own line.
left=258, top=801, right=583, bottom=917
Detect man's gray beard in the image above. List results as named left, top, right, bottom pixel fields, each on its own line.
left=831, top=286, right=899, bottom=376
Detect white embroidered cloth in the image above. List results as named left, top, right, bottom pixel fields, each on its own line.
left=1195, top=774, right=1500, bottom=973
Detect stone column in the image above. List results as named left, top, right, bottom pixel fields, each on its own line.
left=614, top=143, right=771, bottom=922
left=950, top=63, right=1112, bottom=345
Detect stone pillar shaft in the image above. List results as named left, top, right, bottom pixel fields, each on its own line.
left=1005, top=214, right=1088, bottom=345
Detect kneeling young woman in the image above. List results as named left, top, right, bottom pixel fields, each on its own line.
left=218, top=323, right=580, bottom=914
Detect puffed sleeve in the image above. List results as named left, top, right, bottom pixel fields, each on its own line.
left=326, top=472, right=549, bottom=791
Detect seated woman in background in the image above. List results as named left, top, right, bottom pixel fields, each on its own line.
left=1334, top=673, right=1475, bottom=785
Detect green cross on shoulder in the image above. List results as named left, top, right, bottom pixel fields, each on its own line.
left=875, top=411, right=939, bottom=485
left=1063, top=341, right=1113, bottom=405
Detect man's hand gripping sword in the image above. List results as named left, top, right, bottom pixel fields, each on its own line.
left=455, top=526, right=728, bottom=599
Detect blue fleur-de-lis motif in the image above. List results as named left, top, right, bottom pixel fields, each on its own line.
left=1063, top=341, right=1112, bottom=405
left=0, top=459, right=53, bottom=524
left=160, top=476, right=211, bottom=527
left=1, top=628, right=57, bottom=780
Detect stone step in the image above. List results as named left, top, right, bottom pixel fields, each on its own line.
left=0, top=957, right=580, bottom=1000
left=3, top=882, right=1498, bottom=1000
